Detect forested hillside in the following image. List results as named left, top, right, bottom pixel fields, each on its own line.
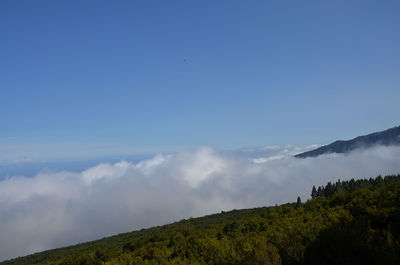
left=2, top=174, right=400, bottom=265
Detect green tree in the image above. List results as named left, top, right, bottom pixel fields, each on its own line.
left=311, top=186, right=317, bottom=199
left=295, top=196, right=301, bottom=209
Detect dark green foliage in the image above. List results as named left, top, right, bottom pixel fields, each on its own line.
left=312, top=174, right=400, bottom=198
left=295, top=196, right=301, bottom=209
left=2, top=174, right=400, bottom=265
left=311, top=186, right=317, bottom=199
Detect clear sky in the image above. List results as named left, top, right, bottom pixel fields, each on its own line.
left=1, top=0, right=399, bottom=161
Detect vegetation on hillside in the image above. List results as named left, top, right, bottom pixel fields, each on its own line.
left=2, top=174, right=400, bottom=265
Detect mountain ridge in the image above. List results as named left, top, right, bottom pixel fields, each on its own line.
left=295, top=125, right=400, bottom=158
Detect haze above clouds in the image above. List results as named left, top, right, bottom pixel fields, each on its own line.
left=1, top=145, right=400, bottom=261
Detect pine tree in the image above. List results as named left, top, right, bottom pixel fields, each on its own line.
left=317, top=186, right=323, bottom=197
left=295, top=196, right=301, bottom=209
left=311, top=186, right=317, bottom=199
left=325, top=182, right=333, bottom=197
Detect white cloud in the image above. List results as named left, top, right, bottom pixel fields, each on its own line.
left=0, top=145, right=400, bottom=261
left=172, top=147, right=227, bottom=188
left=252, top=155, right=285, bottom=163
left=135, top=154, right=169, bottom=174
left=82, top=161, right=132, bottom=185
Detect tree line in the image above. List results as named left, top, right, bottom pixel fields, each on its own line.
left=311, top=174, right=400, bottom=198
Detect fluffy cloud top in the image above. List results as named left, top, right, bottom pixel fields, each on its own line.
left=1, top=145, right=400, bottom=261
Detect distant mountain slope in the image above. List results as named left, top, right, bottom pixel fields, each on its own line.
left=295, top=126, right=400, bottom=158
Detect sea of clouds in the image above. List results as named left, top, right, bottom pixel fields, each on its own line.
left=1, top=145, right=400, bottom=260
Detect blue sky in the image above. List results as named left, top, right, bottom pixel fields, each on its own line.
left=1, top=0, right=400, bottom=162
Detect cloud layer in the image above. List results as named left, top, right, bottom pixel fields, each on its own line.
left=1, top=145, right=400, bottom=260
